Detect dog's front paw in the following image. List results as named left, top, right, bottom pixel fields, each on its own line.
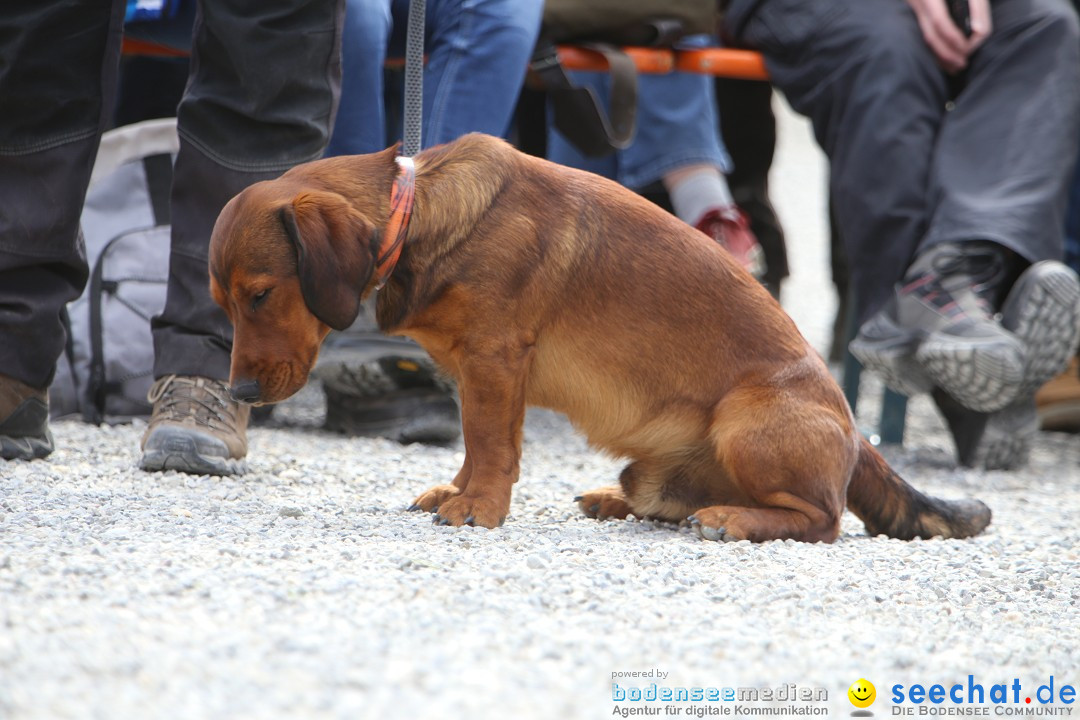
left=575, top=485, right=633, bottom=520
left=408, top=484, right=462, bottom=513
left=432, top=494, right=507, bottom=528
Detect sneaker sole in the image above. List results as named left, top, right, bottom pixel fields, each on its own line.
left=848, top=313, right=934, bottom=397
left=139, top=428, right=247, bottom=476
left=915, top=333, right=1025, bottom=413
left=966, top=262, right=1080, bottom=470
left=0, top=428, right=54, bottom=461
left=848, top=337, right=934, bottom=397
left=1001, top=260, right=1080, bottom=397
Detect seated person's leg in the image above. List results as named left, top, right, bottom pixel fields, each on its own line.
left=546, top=46, right=764, bottom=277
left=728, top=0, right=1080, bottom=468
left=924, top=0, right=1080, bottom=465
left=326, top=0, right=393, bottom=156
left=1035, top=151, right=1080, bottom=433
left=416, top=0, right=544, bottom=145
left=715, top=77, right=789, bottom=298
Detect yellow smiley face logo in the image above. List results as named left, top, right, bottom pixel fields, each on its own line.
left=848, top=679, right=876, bottom=708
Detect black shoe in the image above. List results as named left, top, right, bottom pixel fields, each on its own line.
left=314, top=335, right=461, bottom=445
left=0, top=374, right=54, bottom=460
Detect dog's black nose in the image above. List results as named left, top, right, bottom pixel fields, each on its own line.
left=229, top=379, right=261, bottom=403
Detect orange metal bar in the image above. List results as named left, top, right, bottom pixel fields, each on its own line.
left=674, top=48, right=769, bottom=81
left=557, top=45, right=769, bottom=81
left=557, top=45, right=675, bottom=74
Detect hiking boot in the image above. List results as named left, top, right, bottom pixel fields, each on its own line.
left=1036, top=356, right=1080, bottom=433
left=139, top=375, right=250, bottom=475
left=0, top=374, right=54, bottom=461
left=695, top=206, right=766, bottom=279
left=314, top=334, right=460, bottom=445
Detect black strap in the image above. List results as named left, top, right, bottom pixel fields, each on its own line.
left=86, top=234, right=111, bottom=425
left=59, top=303, right=80, bottom=407
left=531, top=39, right=637, bottom=157
left=143, top=153, right=173, bottom=226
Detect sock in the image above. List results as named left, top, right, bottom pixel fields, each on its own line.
left=665, top=169, right=735, bottom=226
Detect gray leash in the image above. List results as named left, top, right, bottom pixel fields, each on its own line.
left=402, top=0, right=426, bottom=157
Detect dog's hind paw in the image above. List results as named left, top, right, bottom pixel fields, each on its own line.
left=688, top=515, right=740, bottom=542
left=409, top=484, right=462, bottom=513
left=576, top=485, right=633, bottom=520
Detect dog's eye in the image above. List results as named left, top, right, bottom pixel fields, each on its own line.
left=251, top=289, right=271, bottom=311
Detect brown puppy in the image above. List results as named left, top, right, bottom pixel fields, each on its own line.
left=209, top=134, right=990, bottom=542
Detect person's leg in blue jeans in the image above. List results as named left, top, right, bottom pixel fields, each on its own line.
left=326, top=0, right=392, bottom=156
left=419, top=0, right=543, bottom=145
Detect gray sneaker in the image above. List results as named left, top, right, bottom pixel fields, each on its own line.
left=0, top=374, right=53, bottom=461
left=847, top=298, right=935, bottom=397
left=852, top=242, right=1024, bottom=412
left=139, top=375, right=250, bottom=475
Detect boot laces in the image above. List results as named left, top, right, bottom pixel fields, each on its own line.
left=147, top=375, right=238, bottom=433
left=928, top=244, right=1007, bottom=310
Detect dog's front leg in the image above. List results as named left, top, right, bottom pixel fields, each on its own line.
left=429, top=345, right=529, bottom=528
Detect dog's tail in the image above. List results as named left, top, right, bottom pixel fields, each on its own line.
left=846, top=436, right=991, bottom=539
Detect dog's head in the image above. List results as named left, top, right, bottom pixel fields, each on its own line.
left=209, top=177, right=380, bottom=405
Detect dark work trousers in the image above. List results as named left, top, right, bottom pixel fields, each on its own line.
left=0, top=0, right=343, bottom=390
left=725, top=0, right=1080, bottom=324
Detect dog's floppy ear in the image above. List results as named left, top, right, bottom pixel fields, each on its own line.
left=280, top=191, right=377, bottom=330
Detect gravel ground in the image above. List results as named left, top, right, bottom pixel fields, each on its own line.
left=3, top=104, right=1079, bottom=720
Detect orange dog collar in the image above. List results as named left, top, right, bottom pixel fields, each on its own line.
left=374, top=156, right=416, bottom=289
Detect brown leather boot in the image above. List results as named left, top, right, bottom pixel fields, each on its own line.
left=139, top=375, right=250, bottom=475
left=1036, top=356, right=1080, bottom=433
left=0, top=374, right=53, bottom=460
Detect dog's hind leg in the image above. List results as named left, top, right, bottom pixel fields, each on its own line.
left=575, top=484, right=634, bottom=520
left=576, top=459, right=677, bottom=520
left=577, top=458, right=713, bottom=523
left=691, top=389, right=855, bottom=543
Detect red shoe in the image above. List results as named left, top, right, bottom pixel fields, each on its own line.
left=695, top=206, right=766, bottom=278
